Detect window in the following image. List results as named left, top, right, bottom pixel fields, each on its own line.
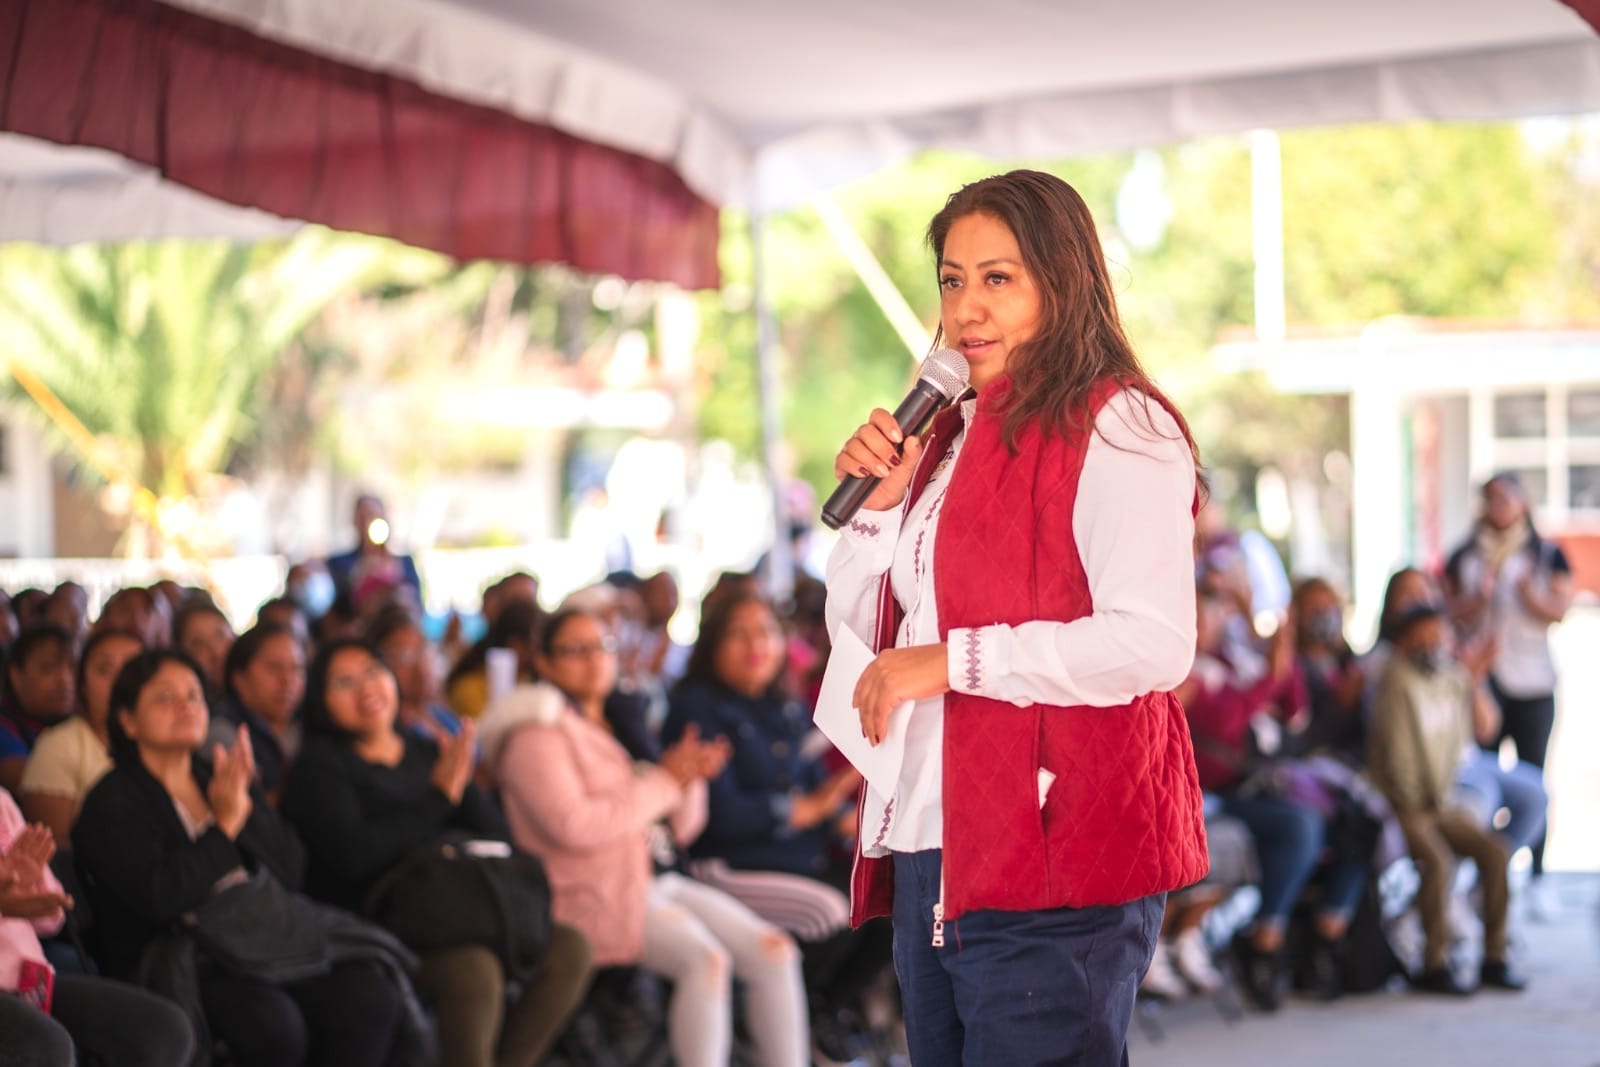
left=1569, top=389, right=1600, bottom=438
left=1493, top=392, right=1546, bottom=438
left=1572, top=465, right=1600, bottom=511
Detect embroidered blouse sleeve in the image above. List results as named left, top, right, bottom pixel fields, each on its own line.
left=824, top=505, right=903, bottom=650
left=947, top=390, right=1198, bottom=708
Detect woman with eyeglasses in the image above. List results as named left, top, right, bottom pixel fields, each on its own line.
left=481, top=607, right=811, bottom=1067
left=280, top=638, right=594, bottom=1067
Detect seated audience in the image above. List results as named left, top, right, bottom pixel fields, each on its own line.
left=39, top=584, right=89, bottom=656
left=1, top=789, right=196, bottom=1067
left=93, top=587, right=171, bottom=648
left=173, top=601, right=236, bottom=702
left=1292, top=577, right=1367, bottom=763
left=20, top=628, right=144, bottom=845
left=73, top=649, right=409, bottom=1067
left=1, top=626, right=77, bottom=794
left=1368, top=604, right=1525, bottom=995
left=481, top=608, right=809, bottom=1067
left=257, top=597, right=312, bottom=648
left=1180, top=590, right=1368, bottom=1009
left=1365, top=568, right=1547, bottom=861
left=1141, top=809, right=1257, bottom=999
left=369, top=607, right=465, bottom=743
left=446, top=600, right=543, bottom=721
left=209, top=623, right=307, bottom=799
left=663, top=590, right=892, bottom=1047
left=281, top=639, right=593, bottom=1067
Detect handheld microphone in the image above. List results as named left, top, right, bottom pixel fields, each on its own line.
left=820, top=347, right=970, bottom=530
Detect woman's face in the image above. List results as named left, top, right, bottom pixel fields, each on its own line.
left=82, top=633, right=143, bottom=728
left=1482, top=479, right=1526, bottom=531
left=378, top=625, right=439, bottom=705
left=8, top=640, right=75, bottom=724
left=322, top=647, right=399, bottom=741
left=233, top=633, right=307, bottom=729
left=713, top=601, right=786, bottom=698
left=180, top=612, right=235, bottom=688
left=119, top=661, right=209, bottom=755
left=538, top=614, right=618, bottom=704
left=938, top=212, right=1044, bottom=389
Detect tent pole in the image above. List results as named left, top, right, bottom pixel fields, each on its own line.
left=750, top=210, right=795, bottom=605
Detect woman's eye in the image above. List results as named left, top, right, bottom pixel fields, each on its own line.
left=986, top=272, right=1009, bottom=286
left=939, top=276, right=960, bottom=290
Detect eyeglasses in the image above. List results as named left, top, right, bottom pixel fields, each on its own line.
left=549, top=638, right=618, bottom=660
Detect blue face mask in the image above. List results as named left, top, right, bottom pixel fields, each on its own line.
left=293, top=570, right=336, bottom=619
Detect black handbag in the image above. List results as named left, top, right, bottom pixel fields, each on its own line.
left=364, top=834, right=553, bottom=985
left=184, top=868, right=331, bottom=983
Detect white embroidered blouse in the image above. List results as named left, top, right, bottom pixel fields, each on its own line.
left=824, top=388, right=1199, bottom=856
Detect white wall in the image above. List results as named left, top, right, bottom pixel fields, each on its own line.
left=0, top=412, right=53, bottom=557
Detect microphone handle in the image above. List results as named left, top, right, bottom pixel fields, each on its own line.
left=820, top=381, right=950, bottom=530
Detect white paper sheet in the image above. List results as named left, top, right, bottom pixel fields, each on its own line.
left=813, top=623, right=913, bottom=794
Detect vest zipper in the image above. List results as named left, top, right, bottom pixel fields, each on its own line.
left=931, top=868, right=947, bottom=947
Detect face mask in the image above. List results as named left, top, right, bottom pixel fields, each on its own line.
left=1305, top=608, right=1343, bottom=645
left=1408, top=646, right=1451, bottom=676
left=293, top=570, right=336, bottom=620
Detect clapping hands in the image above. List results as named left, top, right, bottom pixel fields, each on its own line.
left=430, top=720, right=478, bottom=805
left=208, top=724, right=257, bottom=839
left=0, top=823, right=71, bottom=919
left=659, top=724, right=733, bottom=788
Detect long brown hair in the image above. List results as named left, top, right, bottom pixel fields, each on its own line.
left=928, top=169, right=1200, bottom=470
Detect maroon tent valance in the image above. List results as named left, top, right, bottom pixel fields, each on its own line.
left=1563, top=0, right=1600, bottom=33
left=0, top=0, right=721, bottom=288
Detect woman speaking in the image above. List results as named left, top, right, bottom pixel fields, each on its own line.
left=825, top=169, right=1209, bottom=1065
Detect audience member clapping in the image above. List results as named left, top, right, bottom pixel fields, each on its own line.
left=663, top=590, right=894, bottom=1051
left=209, top=623, right=307, bottom=800
left=482, top=607, right=810, bottom=1067
left=73, top=649, right=410, bottom=1067
left=281, top=639, right=593, bottom=1067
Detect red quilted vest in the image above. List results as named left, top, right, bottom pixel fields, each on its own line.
left=850, top=376, right=1210, bottom=925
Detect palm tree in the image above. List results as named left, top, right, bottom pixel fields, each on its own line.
left=0, top=230, right=429, bottom=556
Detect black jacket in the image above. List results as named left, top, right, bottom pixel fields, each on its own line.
left=662, top=679, right=832, bottom=878
left=72, top=755, right=306, bottom=981
left=280, top=732, right=507, bottom=914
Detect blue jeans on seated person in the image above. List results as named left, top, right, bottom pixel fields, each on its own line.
left=891, top=849, right=1163, bottom=1067
left=1454, top=750, right=1548, bottom=857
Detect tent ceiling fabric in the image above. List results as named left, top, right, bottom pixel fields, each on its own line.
left=156, top=0, right=1600, bottom=211
left=1, top=0, right=1597, bottom=280
left=0, top=0, right=722, bottom=287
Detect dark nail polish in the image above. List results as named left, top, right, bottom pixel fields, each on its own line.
left=858, top=466, right=872, bottom=477
left=889, top=454, right=902, bottom=467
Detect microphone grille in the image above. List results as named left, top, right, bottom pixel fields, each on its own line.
left=919, top=347, right=970, bottom=399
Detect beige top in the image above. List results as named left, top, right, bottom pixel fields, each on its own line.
left=20, top=716, right=112, bottom=811
left=1368, top=655, right=1472, bottom=813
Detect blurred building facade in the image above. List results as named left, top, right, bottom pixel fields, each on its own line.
left=1217, top=323, right=1600, bottom=636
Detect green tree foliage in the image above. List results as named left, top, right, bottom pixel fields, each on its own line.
left=0, top=231, right=423, bottom=552
left=708, top=119, right=1597, bottom=513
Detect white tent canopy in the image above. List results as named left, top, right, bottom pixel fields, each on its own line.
left=3, top=0, right=1597, bottom=243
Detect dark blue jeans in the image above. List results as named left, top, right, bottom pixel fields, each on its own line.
left=891, top=850, right=1162, bottom=1067
left=1220, top=793, right=1368, bottom=928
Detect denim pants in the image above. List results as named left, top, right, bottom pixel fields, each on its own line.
left=891, top=850, right=1162, bottom=1067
